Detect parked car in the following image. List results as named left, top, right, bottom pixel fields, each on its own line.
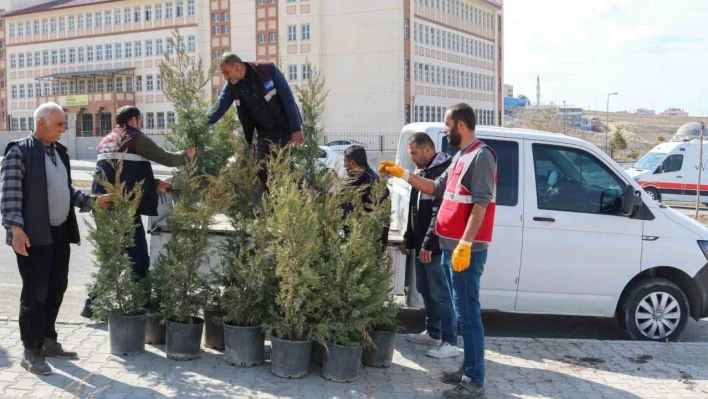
left=389, top=122, right=708, bottom=342
left=324, top=139, right=367, bottom=152
left=627, top=140, right=708, bottom=203
left=318, top=145, right=347, bottom=178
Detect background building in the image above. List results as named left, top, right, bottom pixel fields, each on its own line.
left=1, top=0, right=504, bottom=159
left=503, top=83, right=512, bottom=98
left=660, top=107, right=689, bottom=117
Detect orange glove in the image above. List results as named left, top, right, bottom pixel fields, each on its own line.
left=451, top=241, right=472, bottom=272
left=378, top=161, right=410, bottom=181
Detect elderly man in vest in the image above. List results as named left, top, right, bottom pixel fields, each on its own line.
left=0, top=102, right=110, bottom=375
left=80, top=106, right=195, bottom=319
left=379, top=103, right=497, bottom=399
left=207, top=52, right=303, bottom=194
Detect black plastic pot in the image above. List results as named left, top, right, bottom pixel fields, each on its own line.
left=361, top=331, right=397, bottom=368
left=203, top=308, right=226, bottom=349
left=311, top=341, right=325, bottom=365
left=165, top=316, right=204, bottom=360
left=224, top=324, right=265, bottom=367
left=322, top=342, right=363, bottom=383
left=145, top=314, right=166, bottom=345
left=270, top=335, right=312, bottom=379
left=108, top=309, right=148, bottom=356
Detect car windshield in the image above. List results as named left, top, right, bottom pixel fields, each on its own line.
left=634, top=152, right=666, bottom=170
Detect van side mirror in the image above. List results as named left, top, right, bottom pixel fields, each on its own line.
left=621, top=185, right=643, bottom=216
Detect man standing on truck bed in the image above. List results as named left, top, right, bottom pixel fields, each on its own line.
left=379, top=103, right=497, bottom=399
left=207, top=53, right=303, bottom=194
left=400, top=132, right=459, bottom=360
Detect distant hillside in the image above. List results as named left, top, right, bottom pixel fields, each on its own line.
left=585, top=111, right=706, bottom=144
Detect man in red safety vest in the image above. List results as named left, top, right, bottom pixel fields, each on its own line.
left=379, top=103, right=497, bottom=399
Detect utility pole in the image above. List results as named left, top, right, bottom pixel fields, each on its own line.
left=563, top=100, right=566, bottom=135
left=697, top=121, right=706, bottom=219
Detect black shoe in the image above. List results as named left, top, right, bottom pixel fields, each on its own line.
left=80, top=299, right=93, bottom=319
left=42, top=338, right=79, bottom=360
left=21, top=348, right=52, bottom=375
left=441, top=365, right=464, bottom=385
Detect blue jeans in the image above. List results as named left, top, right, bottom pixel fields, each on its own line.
left=442, top=249, right=487, bottom=387
left=414, top=253, right=458, bottom=345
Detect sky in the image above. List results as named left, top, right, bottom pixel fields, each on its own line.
left=503, top=0, right=708, bottom=116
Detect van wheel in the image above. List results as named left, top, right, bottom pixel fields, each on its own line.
left=622, top=278, right=689, bottom=342
left=644, top=187, right=661, bottom=202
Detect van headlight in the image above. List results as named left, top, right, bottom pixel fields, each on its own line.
left=698, top=241, right=708, bottom=260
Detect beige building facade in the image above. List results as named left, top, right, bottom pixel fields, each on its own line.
left=1, top=0, right=503, bottom=139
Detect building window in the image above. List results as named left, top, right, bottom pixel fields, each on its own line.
left=50, top=17, right=57, bottom=32
left=187, top=0, right=195, bottom=16
left=94, top=12, right=101, bottom=27
left=25, top=52, right=33, bottom=67
left=105, top=44, right=112, bottom=60
left=270, top=33, right=276, bottom=42
left=156, top=39, right=164, bottom=55
left=146, top=40, right=153, bottom=56
left=157, top=112, right=165, bottom=129
left=11, top=85, right=16, bottom=99
left=222, top=13, right=229, bottom=21
left=177, top=37, right=185, bottom=52
left=302, top=24, right=310, bottom=40
left=166, top=40, right=174, bottom=54
left=59, top=49, right=66, bottom=64
left=213, top=25, right=220, bottom=35
left=34, top=51, right=40, bottom=65
left=18, top=54, right=24, bottom=68
left=97, top=78, right=104, bottom=92
left=224, top=25, right=229, bottom=34
left=79, top=80, right=85, bottom=93
left=156, top=75, right=163, bottom=90
left=106, top=77, right=114, bottom=91
left=288, top=25, right=296, bottom=41
left=20, top=117, right=27, bottom=131
left=146, top=112, right=155, bottom=129
left=258, top=0, right=265, bottom=4
left=135, top=41, right=142, bottom=57
left=136, top=76, right=143, bottom=91
left=258, top=33, right=265, bottom=43
left=61, top=81, right=69, bottom=94
left=288, top=65, right=297, bottom=80
left=302, top=64, right=312, bottom=80
left=86, top=12, right=92, bottom=28
left=213, top=50, right=219, bottom=59
left=116, top=77, right=123, bottom=92
left=51, top=50, right=58, bottom=64
left=134, top=6, right=141, bottom=22
left=212, top=13, right=219, bottom=23
left=42, top=18, right=49, bottom=33
left=105, top=10, right=112, bottom=26
left=77, top=15, right=83, bottom=29
left=69, top=48, right=76, bottom=63
left=115, top=43, right=122, bottom=59
left=404, top=19, right=409, bottom=39
left=17, top=22, right=23, bottom=37
left=126, top=76, right=133, bottom=91
left=146, top=75, right=154, bottom=91
left=155, top=4, right=162, bottom=19
left=33, top=20, right=40, bottom=35
left=19, top=84, right=25, bottom=98
left=69, top=80, right=76, bottom=94
left=125, top=42, right=132, bottom=58
left=405, top=60, right=410, bottom=80
left=9, top=54, right=15, bottom=69
left=187, top=36, right=195, bottom=52
left=8, top=23, right=14, bottom=37
left=124, top=7, right=131, bottom=23
left=86, top=46, right=93, bottom=61
left=176, top=0, right=184, bottom=17
left=145, top=5, right=152, bottom=21
left=166, top=3, right=174, bottom=18
left=167, top=112, right=175, bottom=128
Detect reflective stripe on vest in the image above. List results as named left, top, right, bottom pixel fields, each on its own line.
left=97, top=152, right=149, bottom=162
left=264, top=88, right=278, bottom=101
left=435, top=140, right=497, bottom=243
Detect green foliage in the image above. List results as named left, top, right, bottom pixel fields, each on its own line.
left=610, top=127, right=628, bottom=151
left=151, top=159, right=231, bottom=323
left=160, top=30, right=236, bottom=176
left=213, top=136, right=278, bottom=326
left=86, top=160, right=148, bottom=320
left=657, top=136, right=666, bottom=143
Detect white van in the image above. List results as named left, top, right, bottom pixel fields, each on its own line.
left=627, top=140, right=708, bottom=203
left=390, top=122, right=708, bottom=342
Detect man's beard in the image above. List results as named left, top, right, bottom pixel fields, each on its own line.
left=448, top=125, right=462, bottom=146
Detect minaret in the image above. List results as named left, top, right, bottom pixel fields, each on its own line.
left=536, top=75, right=541, bottom=106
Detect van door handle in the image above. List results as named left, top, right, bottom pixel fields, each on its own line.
left=677, top=176, right=683, bottom=178
left=533, top=217, right=555, bottom=222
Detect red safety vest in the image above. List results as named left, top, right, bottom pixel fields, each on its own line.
left=435, top=140, right=497, bottom=243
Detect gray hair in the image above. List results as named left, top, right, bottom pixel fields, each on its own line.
left=218, top=52, right=243, bottom=66
left=34, top=102, right=64, bottom=127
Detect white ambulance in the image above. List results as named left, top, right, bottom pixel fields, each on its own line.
left=626, top=140, right=708, bottom=203
left=389, top=122, right=708, bottom=342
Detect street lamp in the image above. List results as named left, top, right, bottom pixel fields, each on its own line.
left=563, top=100, right=566, bottom=135
left=606, top=92, right=618, bottom=152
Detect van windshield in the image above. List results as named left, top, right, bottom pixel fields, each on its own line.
left=634, top=152, right=666, bottom=170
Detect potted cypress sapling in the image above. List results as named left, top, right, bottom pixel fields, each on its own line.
left=263, top=148, right=324, bottom=378
left=361, top=295, right=402, bottom=368
left=87, top=160, right=150, bottom=356
left=150, top=159, right=230, bottom=360
left=314, top=179, right=394, bottom=382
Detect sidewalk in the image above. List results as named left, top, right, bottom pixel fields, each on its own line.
left=0, top=320, right=707, bottom=398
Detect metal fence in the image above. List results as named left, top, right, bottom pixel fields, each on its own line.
left=320, top=133, right=400, bottom=152
left=598, top=144, right=654, bottom=163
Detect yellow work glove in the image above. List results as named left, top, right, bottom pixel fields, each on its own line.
left=451, top=241, right=472, bottom=272
left=378, top=161, right=410, bottom=181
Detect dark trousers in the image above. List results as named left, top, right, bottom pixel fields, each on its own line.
left=127, top=215, right=149, bottom=278
left=254, top=134, right=292, bottom=196
left=17, top=223, right=70, bottom=349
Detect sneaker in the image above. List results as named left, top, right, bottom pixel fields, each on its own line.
left=441, top=365, right=464, bottom=384
left=42, top=339, right=79, bottom=360
left=406, top=330, right=442, bottom=346
left=427, top=342, right=461, bottom=359
left=21, top=349, right=52, bottom=376
left=442, top=378, right=486, bottom=399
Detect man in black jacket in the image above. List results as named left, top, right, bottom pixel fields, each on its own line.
left=401, top=133, right=459, bottom=359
